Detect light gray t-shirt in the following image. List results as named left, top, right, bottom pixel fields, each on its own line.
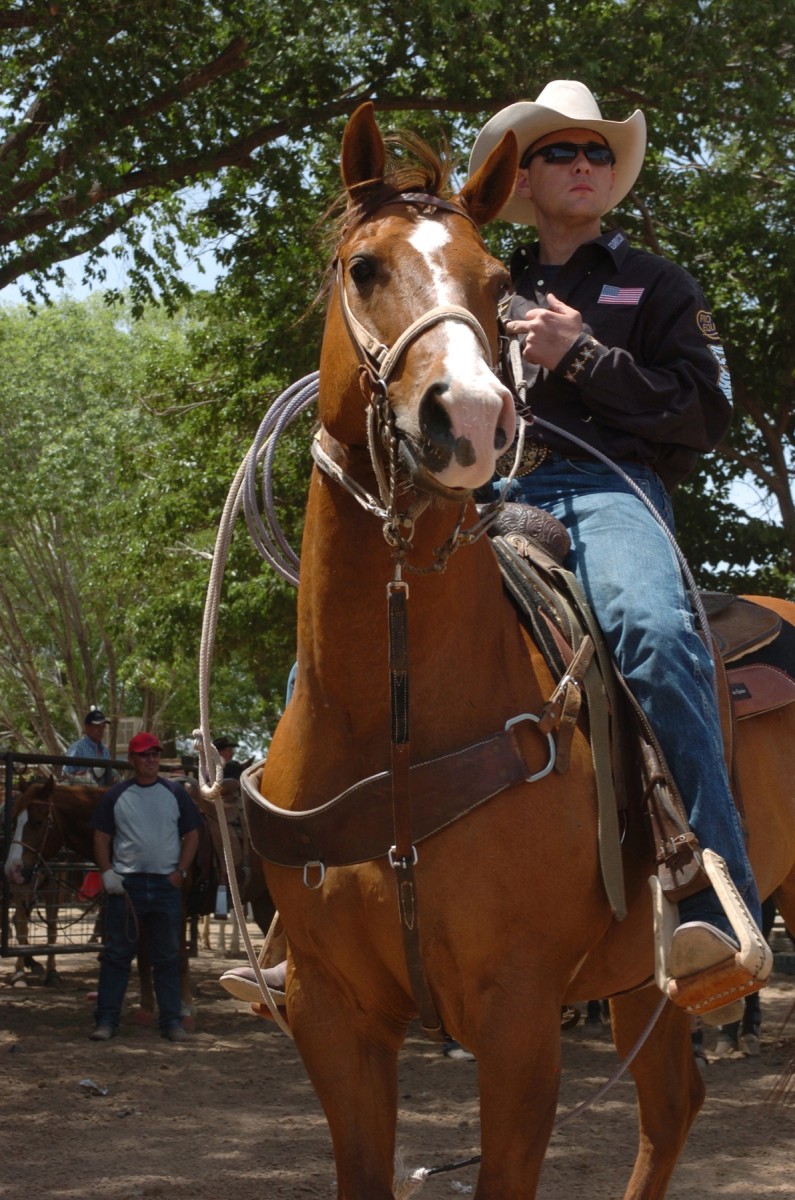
left=93, top=777, right=201, bottom=875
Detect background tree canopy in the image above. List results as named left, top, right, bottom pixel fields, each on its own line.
left=1, top=0, right=792, bottom=751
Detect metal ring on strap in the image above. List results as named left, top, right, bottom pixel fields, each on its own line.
left=504, top=712, right=557, bottom=781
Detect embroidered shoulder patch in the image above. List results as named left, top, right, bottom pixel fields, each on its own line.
left=697, top=310, right=719, bottom=340
left=598, top=284, right=644, bottom=305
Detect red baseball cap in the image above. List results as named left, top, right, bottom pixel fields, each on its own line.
left=128, top=732, right=163, bottom=755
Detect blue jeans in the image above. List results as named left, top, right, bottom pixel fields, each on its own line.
left=94, top=873, right=183, bottom=1032
left=501, top=455, right=761, bottom=929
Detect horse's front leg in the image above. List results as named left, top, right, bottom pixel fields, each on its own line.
left=473, top=997, right=563, bottom=1199
left=289, top=968, right=408, bottom=1200
left=613, top=986, right=704, bottom=1200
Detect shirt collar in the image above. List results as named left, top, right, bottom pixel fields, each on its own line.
left=509, top=227, right=632, bottom=282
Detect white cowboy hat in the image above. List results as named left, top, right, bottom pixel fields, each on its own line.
left=469, top=80, right=646, bottom=226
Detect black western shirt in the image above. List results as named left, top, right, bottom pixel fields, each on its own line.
left=506, top=228, right=732, bottom=492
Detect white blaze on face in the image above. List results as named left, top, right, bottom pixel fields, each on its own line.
left=408, top=219, right=471, bottom=357
left=4, top=810, right=27, bottom=883
left=405, top=219, right=514, bottom=488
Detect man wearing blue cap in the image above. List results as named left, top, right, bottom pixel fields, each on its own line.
left=65, top=708, right=114, bottom=783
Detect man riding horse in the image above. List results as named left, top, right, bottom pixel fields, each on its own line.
left=468, top=79, right=767, bottom=1011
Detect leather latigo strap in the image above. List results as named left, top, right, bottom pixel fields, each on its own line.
left=242, top=726, right=533, bottom=869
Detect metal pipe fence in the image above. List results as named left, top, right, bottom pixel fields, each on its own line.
left=1, top=751, right=129, bottom=960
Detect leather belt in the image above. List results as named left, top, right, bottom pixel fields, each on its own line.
left=496, top=441, right=550, bottom=477
left=497, top=441, right=596, bottom=478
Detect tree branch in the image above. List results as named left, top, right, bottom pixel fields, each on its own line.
left=0, top=9, right=52, bottom=31
left=0, top=200, right=136, bottom=289
left=0, top=36, right=249, bottom=217
left=0, top=93, right=509, bottom=255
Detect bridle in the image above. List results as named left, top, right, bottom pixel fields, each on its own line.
left=334, top=194, right=496, bottom=393
left=316, top=192, right=541, bottom=1040
left=9, top=797, right=62, bottom=884
left=316, top=191, right=526, bottom=573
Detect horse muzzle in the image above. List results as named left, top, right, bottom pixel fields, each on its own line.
left=404, top=374, right=516, bottom=494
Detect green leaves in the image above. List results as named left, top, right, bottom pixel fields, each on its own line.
left=1, top=0, right=793, bottom=753
left=0, top=293, right=307, bottom=752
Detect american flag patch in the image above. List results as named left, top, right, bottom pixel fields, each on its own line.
left=598, top=284, right=644, bottom=305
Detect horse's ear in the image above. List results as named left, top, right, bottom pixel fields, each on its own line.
left=340, top=102, right=386, bottom=197
left=457, top=130, right=518, bottom=228
left=43, top=775, right=55, bottom=797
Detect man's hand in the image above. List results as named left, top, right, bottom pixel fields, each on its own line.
left=505, top=293, right=583, bottom=370
left=101, top=868, right=126, bottom=895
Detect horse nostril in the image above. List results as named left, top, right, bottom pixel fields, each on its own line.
left=420, top=387, right=452, bottom=441
left=419, top=388, right=454, bottom=470
left=494, top=427, right=508, bottom=451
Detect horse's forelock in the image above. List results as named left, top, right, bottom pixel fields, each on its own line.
left=317, top=129, right=457, bottom=302
left=13, top=778, right=53, bottom=818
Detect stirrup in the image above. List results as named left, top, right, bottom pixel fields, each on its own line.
left=650, top=849, right=772, bottom=1023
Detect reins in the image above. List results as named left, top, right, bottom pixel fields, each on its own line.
left=10, top=797, right=64, bottom=883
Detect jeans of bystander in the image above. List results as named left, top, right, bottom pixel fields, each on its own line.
left=94, top=872, right=183, bottom=1032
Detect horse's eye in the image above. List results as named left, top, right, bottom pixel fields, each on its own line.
left=348, top=256, right=376, bottom=286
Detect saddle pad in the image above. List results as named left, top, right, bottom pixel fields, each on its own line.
left=727, top=663, right=795, bottom=720
left=702, top=592, right=781, bottom=662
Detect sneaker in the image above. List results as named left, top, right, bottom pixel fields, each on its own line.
left=561, top=1006, right=581, bottom=1030
left=712, top=1034, right=737, bottom=1059
left=162, top=1023, right=190, bottom=1043
left=219, top=961, right=286, bottom=1005
left=670, top=921, right=739, bottom=977
left=89, top=1025, right=115, bottom=1041
left=442, top=1039, right=476, bottom=1062
left=739, top=1032, right=761, bottom=1056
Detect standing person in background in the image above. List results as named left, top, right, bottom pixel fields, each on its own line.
left=90, top=732, right=202, bottom=1043
left=213, top=736, right=253, bottom=782
left=64, top=709, right=116, bottom=784
left=213, top=736, right=244, bottom=781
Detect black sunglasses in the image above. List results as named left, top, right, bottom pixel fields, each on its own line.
left=521, top=141, right=616, bottom=169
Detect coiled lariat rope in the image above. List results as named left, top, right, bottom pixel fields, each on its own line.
left=192, top=371, right=320, bottom=1036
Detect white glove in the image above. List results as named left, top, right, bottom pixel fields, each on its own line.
left=101, top=868, right=126, bottom=895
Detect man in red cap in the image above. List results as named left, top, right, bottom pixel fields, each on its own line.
left=89, top=732, right=202, bottom=1042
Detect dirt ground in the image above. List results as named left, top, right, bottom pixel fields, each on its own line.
left=2, top=927, right=795, bottom=1200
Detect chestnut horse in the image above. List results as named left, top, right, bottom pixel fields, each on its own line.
left=251, top=104, right=795, bottom=1199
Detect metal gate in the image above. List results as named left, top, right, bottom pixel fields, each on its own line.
left=1, top=750, right=128, bottom=960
